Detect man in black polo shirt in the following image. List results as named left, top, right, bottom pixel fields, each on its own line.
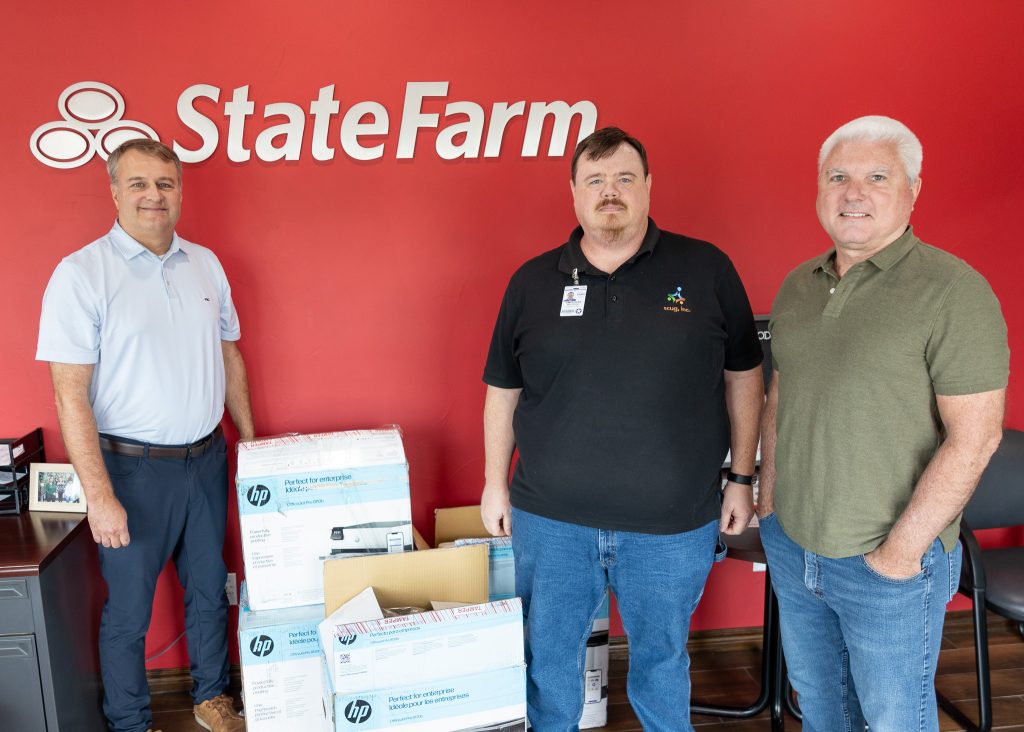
left=481, top=127, right=764, bottom=731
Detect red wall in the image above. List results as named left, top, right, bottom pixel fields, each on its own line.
left=3, top=2, right=1021, bottom=668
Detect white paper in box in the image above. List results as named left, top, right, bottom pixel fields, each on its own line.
left=323, top=658, right=526, bottom=732
left=236, top=430, right=413, bottom=611
left=237, top=582, right=326, bottom=731
left=321, top=598, right=524, bottom=694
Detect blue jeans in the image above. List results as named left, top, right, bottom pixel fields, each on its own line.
left=98, top=433, right=231, bottom=732
left=759, top=512, right=961, bottom=732
left=511, top=508, right=722, bottom=732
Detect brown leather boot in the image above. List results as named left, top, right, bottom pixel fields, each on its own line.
left=193, top=693, right=244, bottom=731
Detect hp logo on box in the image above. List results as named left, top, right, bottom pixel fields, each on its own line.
left=246, top=485, right=271, bottom=507
left=344, top=700, right=372, bottom=724
left=249, top=635, right=274, bottom=657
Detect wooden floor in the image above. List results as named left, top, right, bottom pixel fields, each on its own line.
left=149, top=611, right=1024, bottom=731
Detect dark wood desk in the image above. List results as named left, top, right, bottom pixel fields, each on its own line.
left=0, top=512, right=105, bottom=731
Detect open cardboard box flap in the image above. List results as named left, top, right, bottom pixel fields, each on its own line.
left=322, top=543, right=489, bottom=616
left=434, top=505, right=491, bottom=545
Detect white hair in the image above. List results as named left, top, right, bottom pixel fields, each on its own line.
left=818, top=115, right=923, bottom=183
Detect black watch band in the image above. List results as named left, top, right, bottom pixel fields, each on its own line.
left=726, top=471, right=754, bottom=486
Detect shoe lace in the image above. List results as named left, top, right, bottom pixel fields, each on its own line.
left=205, top=695, right=234, bottom=715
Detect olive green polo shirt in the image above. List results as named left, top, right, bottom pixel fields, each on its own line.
left=770, top=227, right=1009, bottom=558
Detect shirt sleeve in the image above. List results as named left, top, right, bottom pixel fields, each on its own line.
left=927, top=267, right=1009, bottom=396
left=210, top=252, right=241, bottom=341
left=35, top=260, right=101, bottom=364
left=482, top=274, right=524, bottom=389
left=768, top=274, right=792, bottom=372
left=717, top=254, right=763, bottom=372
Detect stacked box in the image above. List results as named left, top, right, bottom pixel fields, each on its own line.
left=237, top=582, right=329, bottom=732
left=319, top=546, right=527, bottom=731
left=320, top=599, right=525, bottom=693
left=323, top=663, right=526, bottom=731
left=236, top=429, right=413, bottom=611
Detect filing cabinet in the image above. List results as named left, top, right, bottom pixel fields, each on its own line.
left=0, top=512, right=105, bottom=730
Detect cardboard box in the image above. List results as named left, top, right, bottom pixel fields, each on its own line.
left=322, top=659, right=526, bottom=731
left=435, top=506, right=610, bottom=729
left=237, top=583, right=329, bottom=732
left=320, top=598, right=524, bottom=695
left=236, top=429, right=413, bottom=611
left=320, top=545, right=526, bottom=731
left=322, top=543, right=489, bottom=616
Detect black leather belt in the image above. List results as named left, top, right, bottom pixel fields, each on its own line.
left=99, top=425, right=223, bottom=459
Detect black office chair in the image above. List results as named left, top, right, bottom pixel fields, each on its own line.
left=954, top=428, right=1024, bottom=732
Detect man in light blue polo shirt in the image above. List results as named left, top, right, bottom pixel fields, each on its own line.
left=37, top=139, right=255, bottom=732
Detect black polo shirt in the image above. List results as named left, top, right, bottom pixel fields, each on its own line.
left=484, top=219, right=762, bottom=534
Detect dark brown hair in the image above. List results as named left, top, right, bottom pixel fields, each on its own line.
left=570, top=127, right=648, bottom=182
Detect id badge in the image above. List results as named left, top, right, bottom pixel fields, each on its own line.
left=560, top=286, right=587, bottom=317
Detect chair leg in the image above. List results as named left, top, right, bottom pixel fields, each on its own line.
left=972, top=590, right=992, bottom=732
left=690, top=571, right=771, bottom=718
left=767, top=586, right=785, bottom=732
left=783, top=669, right=802, bottom=721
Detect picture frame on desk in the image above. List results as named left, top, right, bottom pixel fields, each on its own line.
left=29, top=463, right=87, bottom=513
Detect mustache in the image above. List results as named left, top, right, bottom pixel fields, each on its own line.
left=597, top=198, right=626, bottom=211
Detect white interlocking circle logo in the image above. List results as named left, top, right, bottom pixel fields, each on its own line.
left=30, top=82, right=159, bottom=169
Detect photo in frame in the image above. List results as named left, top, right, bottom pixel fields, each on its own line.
left=29, top=463, right=87, bottom=513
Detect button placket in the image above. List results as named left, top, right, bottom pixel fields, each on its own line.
left=823, top=267, right=862, bottom=317
left=159, top=257, right=179, bottom=301
left=606, top=273, right=624, bottom=322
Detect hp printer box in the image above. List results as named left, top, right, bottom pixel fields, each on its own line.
left=236, top=429, right=413, bottom=611
left=320, top=598, right=524, bottom=694
left=320, top=545, right=526, bottom=731
left=436, top=506, right=610, bottom=729
left=237, top=583, right=329, bottom=732
left=323, top=661, right=526, bottom=732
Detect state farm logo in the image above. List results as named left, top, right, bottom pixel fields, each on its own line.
left=30, top=82, right=158, bottom=169
left=31, top=80, right=598, bottom=168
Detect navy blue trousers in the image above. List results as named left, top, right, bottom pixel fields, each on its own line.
left=98, top=433, right=230, bottom=732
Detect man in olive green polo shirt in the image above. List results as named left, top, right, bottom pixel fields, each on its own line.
left=758, top=115, right=1009, bottom=732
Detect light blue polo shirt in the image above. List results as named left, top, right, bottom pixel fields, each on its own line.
left=37, top=222, right=241, bottom=445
